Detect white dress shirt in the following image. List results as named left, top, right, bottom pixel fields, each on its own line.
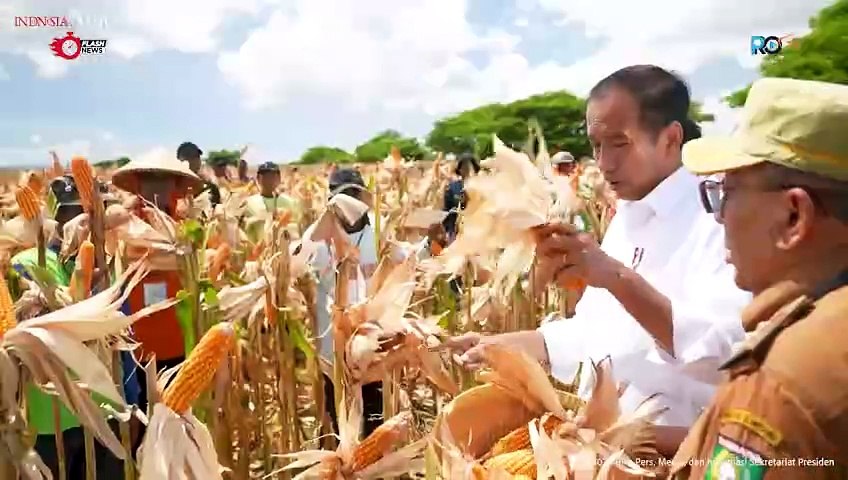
left=538, top=166, right=751, bottom=426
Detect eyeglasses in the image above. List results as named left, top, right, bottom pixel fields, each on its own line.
left=698, top=178, right=838, bottom=220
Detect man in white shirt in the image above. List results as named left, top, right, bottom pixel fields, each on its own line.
left=448, top=65, right=751, bottom=456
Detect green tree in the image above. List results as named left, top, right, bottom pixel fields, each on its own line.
left=426, top=91, right=590, bottom=159
left=206, top=149, right=241, bottom=166
left=354, top=130, right=427, bottom=162
left=727, top=0, right=848, bottom=106
left=298, top=146, right=355, bottom=165
left=93, top=156, right=131, bottom=168
left=689, top=101, right=715, bottom=123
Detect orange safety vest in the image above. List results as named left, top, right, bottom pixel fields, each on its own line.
left=127, top=269, right=185, bottom=361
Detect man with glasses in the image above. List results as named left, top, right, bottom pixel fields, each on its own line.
left=670, top=78, right=848, bottom=478
left=447, top=65, right=752, bottom=459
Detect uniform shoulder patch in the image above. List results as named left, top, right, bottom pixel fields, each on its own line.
left=706, top=436, right=766, bottom=480
left=720, top=408, right=783, bottom=447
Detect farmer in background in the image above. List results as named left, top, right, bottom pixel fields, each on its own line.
left=245, top=161, right=302, bottom=238
left=209, top=155, right=231, bottom=186
left=176, top=141, right=221, bottom=206
left=442, top=153, right=480, bottom=242
left=111, top=154, right=204, bottom=411
left=670, top=78, right=848, bottom=478
left=447, top=65, right=751, bottom=458
left=11, top=176, right=138, bottom=479
left=551, top=151, right=578, bottom=177
left=312, top=168, right=383, bottom=438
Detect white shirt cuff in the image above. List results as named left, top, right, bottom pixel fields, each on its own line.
left=537, top=316, right=586, bottom=384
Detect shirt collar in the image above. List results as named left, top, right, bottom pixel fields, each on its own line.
left=740, top=280, right=808, bottom=332
left=740, top=269, right=848, bottom=331
left=618, top=166, right=700, bottom=219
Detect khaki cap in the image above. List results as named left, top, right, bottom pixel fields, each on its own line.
left=684, top=78, right=848, bottom=181
left=112, top=150, right=203, bottom=195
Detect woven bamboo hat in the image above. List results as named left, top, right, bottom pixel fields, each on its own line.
left=112, top=149, right=203, bottom=195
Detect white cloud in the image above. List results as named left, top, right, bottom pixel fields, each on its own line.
left=532, top=0, right=826, bottom=71
left=514, top=17, right=529, bottom=27
left=0, top=0, right=270, bottom=77
left=29, top=134, right=41, bottom=144
left=0, top=64, right=8, bottom=81
left=101, top=131, right=115, bottom=142
left=218, top=0, right=523, bottom=114
left=700, top=93, right=744, bottom=137
left=217, top=0, right=830, bottom=118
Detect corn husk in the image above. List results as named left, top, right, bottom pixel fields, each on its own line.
left=0, top=258, right=177, bottom=478
left=421, top=136, right=579, bottom=298
left=433, top=344, right=666, bottom=479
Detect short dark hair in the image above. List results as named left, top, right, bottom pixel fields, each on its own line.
left=177, top=142, right=202, bottom=159
left=456, top=153, right=480, bottom=175
left=257, top=161, right=280, bottom=175
left=589, top=65, right=701, bottom=144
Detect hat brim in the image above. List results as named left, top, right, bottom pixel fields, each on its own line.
left=682, top=136, right=768, bottom=176
left=112, top=161, right=203, bottom=195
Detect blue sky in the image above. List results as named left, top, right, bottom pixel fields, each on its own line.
left=0, top=0, right=833, bottom=167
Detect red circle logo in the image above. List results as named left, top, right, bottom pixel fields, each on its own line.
left=49, top=32, right=82, bottom=60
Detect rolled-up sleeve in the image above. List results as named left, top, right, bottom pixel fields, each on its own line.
left=537, top=313, right=589, bottom=384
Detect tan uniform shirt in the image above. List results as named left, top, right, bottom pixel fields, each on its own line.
left=670, top=273, right=848, bottom=479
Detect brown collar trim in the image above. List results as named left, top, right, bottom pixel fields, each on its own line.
left=740, top=280, right=807, bottom=332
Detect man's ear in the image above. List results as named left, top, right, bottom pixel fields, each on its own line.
left=776, top=187, right=817, bottom=250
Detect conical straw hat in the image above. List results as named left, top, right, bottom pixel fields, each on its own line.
left=112, top=148, right=203, bottom=195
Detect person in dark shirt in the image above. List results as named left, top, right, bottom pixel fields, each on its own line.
left=177, top=141, right=221, bottom=205
left=442, top=153, right=480, bottom=241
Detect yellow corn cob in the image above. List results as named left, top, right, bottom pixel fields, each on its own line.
left=161, top=322, right=235, bottom=414
left=70, top=156, right=95, bottom=212
left=350, top=411, right=413, bottom=472
left=0, top=274, right=16, bottom=337
left=15, top=186, right=40, bottom=220
left=27, top=172, right=44, bottom=196
left=483, top=449, right=536, bottom=476
left=487, top=415, right=564, bottom=458
left=70, top=240, right=95, bottom=302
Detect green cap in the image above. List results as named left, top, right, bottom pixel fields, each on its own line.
left=683, top=78, right=848, bottom=181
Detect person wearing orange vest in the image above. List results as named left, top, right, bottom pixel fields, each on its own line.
left=111, top=153, right=204, bottom=411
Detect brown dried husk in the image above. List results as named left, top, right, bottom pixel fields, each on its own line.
left=432, top=345, right=664, bottom=479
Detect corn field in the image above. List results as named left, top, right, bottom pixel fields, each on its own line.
left=0, top=129, right=669, bottom=480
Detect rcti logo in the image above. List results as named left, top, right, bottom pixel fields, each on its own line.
left=750, top=34, right=796, bottom=55
left=49, top=32, right=107, bottom=60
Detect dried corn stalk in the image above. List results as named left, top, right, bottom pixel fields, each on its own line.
left=0, top=258, right=176, bottom=479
